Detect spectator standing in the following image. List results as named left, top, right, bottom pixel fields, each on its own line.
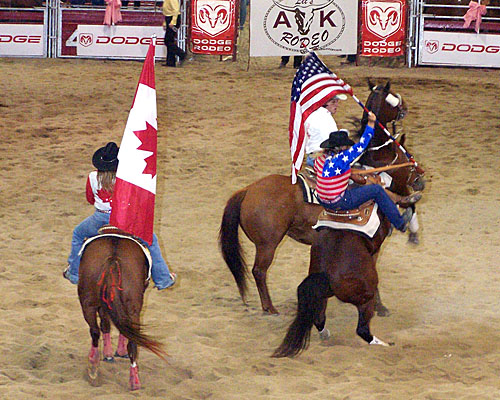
left=163, top=0, right=186, bottom=67
left=279, top=55, right=303, bottom=69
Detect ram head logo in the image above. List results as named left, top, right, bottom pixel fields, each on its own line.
left=365, top=1, right=403, bottom=39
left=195, top=0, right=232, bottom=37
left=425, top=40, right=439, bottom=54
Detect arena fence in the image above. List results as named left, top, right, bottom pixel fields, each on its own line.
left=409, top=0, right=500, bottom=68
left=0, top=0, right=187, bottom=59
left=1, top=0, right=499, bottom=67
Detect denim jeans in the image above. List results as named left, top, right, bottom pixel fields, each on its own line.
left=320, top=185, right=405, bottom=231
left=67, top=210, right=174, bottom=289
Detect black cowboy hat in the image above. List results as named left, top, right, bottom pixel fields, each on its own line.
left=320, top=129, right=354, bottom=149
left=92, top=142, right=119, bottom=171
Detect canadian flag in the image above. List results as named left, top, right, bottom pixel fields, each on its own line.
left=110, top=40, right=157, bottom=245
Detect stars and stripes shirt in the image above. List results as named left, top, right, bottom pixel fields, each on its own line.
left=86, top=171, right=112, bottom=213
left=314, top=126, right=375, bottom=203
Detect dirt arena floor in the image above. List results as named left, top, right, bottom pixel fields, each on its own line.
left=1, top=33, right=500, bottom=399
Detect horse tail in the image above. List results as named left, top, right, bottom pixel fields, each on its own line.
left=99, top=257, right=166, bottom=361
left=272, top=273, right=330, bottom=358
left=218, top=189, right=248, bottom=301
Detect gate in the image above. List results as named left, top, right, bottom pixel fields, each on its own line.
left=0, top=0, right=187, bottom=59
left=409, top=0, right=500, bottom=68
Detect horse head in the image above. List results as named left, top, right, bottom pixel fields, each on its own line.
left=359, top=81, right=424, bottom=195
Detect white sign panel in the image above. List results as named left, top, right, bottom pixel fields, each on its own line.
left=250, top=0, right=357, bottom=56
left=0, top=24, right=45, bottom=57
left=420, top=30, right=500, bottom=68
left=71, top=25, right=166, bottom=58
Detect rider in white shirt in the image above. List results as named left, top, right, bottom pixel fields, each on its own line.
left=304, top=93, right=347, bottom=167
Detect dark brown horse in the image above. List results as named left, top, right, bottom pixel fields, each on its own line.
left=272, top=205, right=394, bottom=358
left=78, top=232, right=166, bottom=390
left=219, top=81, right=425, bottom=314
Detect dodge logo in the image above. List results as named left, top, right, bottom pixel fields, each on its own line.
left=425, top=40, right=439, bottom=54
left=79, top=34, right=93, bottom=47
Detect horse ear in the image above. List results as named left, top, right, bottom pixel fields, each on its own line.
left=384, top=81, right=391, bottom=92
left=367, top=79, right=376, bottom=91
left=400, top=134, right=406, bottom=146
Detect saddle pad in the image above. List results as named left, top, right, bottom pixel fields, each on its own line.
left=297, top=172, right=320, bottom=205
left=78, top=233, right=152, bottom=281
left=312, top=203, right=381, bottom=238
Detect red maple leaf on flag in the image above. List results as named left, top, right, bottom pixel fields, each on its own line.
left=133, top=122, right=157, bottom=177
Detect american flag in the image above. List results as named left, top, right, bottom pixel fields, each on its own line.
left=289, top=52, right=353, bottom=184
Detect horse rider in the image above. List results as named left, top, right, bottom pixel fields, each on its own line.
left=314, top=111, right=422, bottom=232
left=304, top=94, right=347, bottom=167
left=63, top=142, right=177, bottom=290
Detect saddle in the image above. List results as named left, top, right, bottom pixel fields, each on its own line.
left=318, top=201, right=375, bottom=226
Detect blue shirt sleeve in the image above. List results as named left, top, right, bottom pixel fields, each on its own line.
left=338, top=125, right=374, bottom=166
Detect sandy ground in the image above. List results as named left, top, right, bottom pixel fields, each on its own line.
left=1, top=30, right=500, bottom=399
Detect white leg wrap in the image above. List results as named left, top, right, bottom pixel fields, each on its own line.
left=131, top=361, right=137, bottom=368
left=369, top=336, right=389, bottom=346
left=409, top=210, right=419, bottom=233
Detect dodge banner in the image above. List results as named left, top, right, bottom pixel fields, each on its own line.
left=190, top=0, right=237, bottom=55
left=361, top=0, right=406, bottom=57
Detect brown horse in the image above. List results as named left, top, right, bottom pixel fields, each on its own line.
left=272, top=205, right=394, bottom=358
left=78, top=232, right=166, bottom=390
left=219, top=81, right=425, bottom=314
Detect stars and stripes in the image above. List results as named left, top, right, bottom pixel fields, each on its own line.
left=314, top=126, right=374, bottom=202
left=289, top=52, right=353, bottom=184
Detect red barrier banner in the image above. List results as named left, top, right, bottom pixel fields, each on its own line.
left=190, top=0, right=237, bottom=55
left=361, top=0, right=406, bottom=57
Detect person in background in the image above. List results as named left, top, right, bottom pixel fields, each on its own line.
left=279, top=55, right=303, bottom=69
left=63, top=142, right=176, bottom=290
left=314, top=112, right=421, bottom=232
left=163, top=0, right=186, bottom=67
left=304, top=94, right=347, bottom=167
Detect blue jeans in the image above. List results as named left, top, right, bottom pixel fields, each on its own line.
left=320, top=185, right=405, bottom=231
left=306, top=155, right=315, bottom=167
left=67, top=210, right=174, bottom=289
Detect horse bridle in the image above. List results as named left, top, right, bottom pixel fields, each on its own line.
left=366, top=86, right=406, bottom=152
left=364, top=87, right=421, bottom=188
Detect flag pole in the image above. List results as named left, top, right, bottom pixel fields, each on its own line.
left=299, top=46, right=423, bottom=173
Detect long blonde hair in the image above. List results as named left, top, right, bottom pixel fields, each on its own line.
left=97, top=170, right=116, bottom=194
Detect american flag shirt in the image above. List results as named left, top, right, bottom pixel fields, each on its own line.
left=314, top=126, right=375, bottom=202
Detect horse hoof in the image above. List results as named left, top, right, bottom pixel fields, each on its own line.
left=319, top=328, right=330, bottom=341
left=114, top=351, right=129, bottom=359
left=408, top=232, right=419, bottom=245
left=103, top=356, right=115, bottom=363
left=263, top=306, right=280, bottom=315
left=87, top=365, right=99, bottom=383
left=369, top=336, right=390, bottom=346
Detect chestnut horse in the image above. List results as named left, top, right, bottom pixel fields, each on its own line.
left=78, top=233, right=166, bottom=390
left=272, top=205, right=394, bottom=358
left=219, top=81, right=425, bottom=314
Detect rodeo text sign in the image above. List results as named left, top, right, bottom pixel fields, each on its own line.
left=361, top=0, right=406, bottom=57
left=190, top=0, right=237, bottom=55
left=249, top=0, right=358, bottom=56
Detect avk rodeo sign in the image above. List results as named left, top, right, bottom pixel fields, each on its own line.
left=249, top=0, right=357, bottom=56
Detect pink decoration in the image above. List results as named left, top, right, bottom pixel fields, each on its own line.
left=104, top=0, right=123, bottom=26
left=463, top=1, right=487, bottom=33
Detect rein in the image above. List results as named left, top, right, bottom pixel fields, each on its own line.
left=351, top=162, right=414, bottom=175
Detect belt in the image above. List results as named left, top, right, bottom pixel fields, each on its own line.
left=96, top=209, right=111, bottom=214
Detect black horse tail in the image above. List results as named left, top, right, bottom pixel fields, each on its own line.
left=99, top=257, right=166, bottom=361
left=218, top=189, right=248, bottom=302
left=272, top=273, right=330, bottom=358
